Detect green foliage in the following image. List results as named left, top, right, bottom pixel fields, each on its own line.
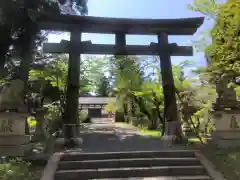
left=44, top=102, right=62, bottom=135
left=79, top=110, right=90, bottom=123
left=95, top=75, right=111, bottom=97
left=0, top=158, right=41, bottom=180
left=0, top=0, right=88, bottom=78
left=105, top=103, right=118, bottom=112
left=206, top=0, right=240, bottom=78
left=82, top=56, right=111, bottom=94
left=114, top=111, right=125, bottom=122
left=188, top=0, right=219, bottom=19
left=190, top=0, right=240, bottom=80
left=29, top=55, right=68, bottom=91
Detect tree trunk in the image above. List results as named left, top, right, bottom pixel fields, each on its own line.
left=19, top=28, right=35, bottom=90
left=123, top=102, right=128, bottom=122
left=0, top=27, right=12, bottom=70
left=0, top=54, right=6, bottom=69
left=152, top=92, right=165, bottom=134
left=0, top=54, right=7, bottom=78
left=149, top=108, right=158, bottom=130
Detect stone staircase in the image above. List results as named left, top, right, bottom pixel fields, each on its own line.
left=42, top=150, right=212, bottom=180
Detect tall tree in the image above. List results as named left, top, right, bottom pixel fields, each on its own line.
left=96, top=75, right=111, bottom=97
left=0, top=0, right=88, bottom=78
left=189, top=0, right=240, bottom=81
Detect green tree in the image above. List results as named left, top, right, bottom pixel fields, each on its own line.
left=0, top=0, right=88, bottom=80
left=189, top=0, right=240, bottom=81
left=29, top=55, right=68, bottom=101
left=188, top=0, right=219, bottom=19
left=113, top=56, right=144, bottom=118
left=96, top=75, right=111, bottom=97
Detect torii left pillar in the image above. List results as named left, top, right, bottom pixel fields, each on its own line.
left=156, top=32, right=183, bottom=140
left=63, top=29, right=81, bottom=148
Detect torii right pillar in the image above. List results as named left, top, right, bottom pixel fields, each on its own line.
left=157, top=32, right=183, bottom=141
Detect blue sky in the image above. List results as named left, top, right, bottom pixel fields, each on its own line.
left=48, top=0, right=215, bottom=68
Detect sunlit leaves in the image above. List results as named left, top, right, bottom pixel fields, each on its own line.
left=205, top=0, right=240, bottom=79
left=29, top=55, right=68, bottom=91
left=188, top=0, right=220, bottom=20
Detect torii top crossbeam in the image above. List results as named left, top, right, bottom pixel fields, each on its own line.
left=28, top=10, right=204, bottom=35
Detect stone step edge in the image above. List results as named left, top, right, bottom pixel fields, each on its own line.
left=61, top=150, right=197, bottom=161
left=60, top=157, right=199, bottom=163
left=92, top=176, right=212, bottom=180
left=56, top=165, right=205, bottom=173
left=61, top=150, right=197, bottom=158
left=62, top=150, right=197, bottom=155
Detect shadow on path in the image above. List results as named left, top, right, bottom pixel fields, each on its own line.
left=79, top=122, right=185, bottom=152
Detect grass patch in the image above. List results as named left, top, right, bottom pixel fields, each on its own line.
left=115, top=122, right=161, bottom=137
left=201, top=147, right=240, bottom=180
left=188, top=137, right=207, bottom=144
left=189, top=137, right=240, bottom=180
left=136, top=127, right=161, bottom=137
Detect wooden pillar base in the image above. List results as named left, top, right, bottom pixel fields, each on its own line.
left=165, top=121, right=184, bottom=142
left=46, top=137, right=83, bottom=153
left=62, top=124, right=82, bottom=148
left=165, top=121, right=180, bottom=135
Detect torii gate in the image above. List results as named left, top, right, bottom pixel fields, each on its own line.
left=29, top=10, right=204, bottom=147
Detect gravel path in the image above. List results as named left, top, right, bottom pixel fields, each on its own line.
left=78, top=119, right=185, bottom=152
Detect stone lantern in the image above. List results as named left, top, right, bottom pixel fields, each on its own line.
left=212, top=75, right=240, bottom=148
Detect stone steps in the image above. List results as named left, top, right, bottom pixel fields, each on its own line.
left=92, top=176, right=211, bottom=180
left=60, top=150, right=196, bottom=161
left=49, top=150, right=212, bottom=180
left=58, top=157, right=201, bottom=170
left=55, top=166, right=207, bottom=179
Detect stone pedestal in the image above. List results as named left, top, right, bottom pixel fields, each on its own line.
left=0, top=112, right=32, bottom=156
left=212, top=110, right=240, bottom=148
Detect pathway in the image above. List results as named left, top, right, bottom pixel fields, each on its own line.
left=78, top=118, right=185, bottom=152
left=39, top=119, right=221, bottom=180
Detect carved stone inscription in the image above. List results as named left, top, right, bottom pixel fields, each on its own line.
left=215, top=113, right=240, bottom=130
left=0, top=113, right=26, bottom=135
left=0, top=119, right=13, bottom=133
left=230, top=116, right=240, bottom=129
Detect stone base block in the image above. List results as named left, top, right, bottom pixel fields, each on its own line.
left=0, top=135, right=31, bottom=145
left=213, top=139, right=240, bottom=148
left=162, top=135, right=176, bottom=148
left=212, top=130, right=240, bottom=139
left=212, top=130, right=240, bottom=148
left=45, top=137, right=83, bottom=153
left=0, top=135, right=32, bottom=156
left=0, top=143, right=34, bottom=156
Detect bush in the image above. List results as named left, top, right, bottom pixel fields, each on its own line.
left=115, top=111, right=124, bottom=122
left=0, top=158, right=42, bottom=180
left=79, top=110, right=91, bottom=123
left=44, top=102, right=63, bottom=135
